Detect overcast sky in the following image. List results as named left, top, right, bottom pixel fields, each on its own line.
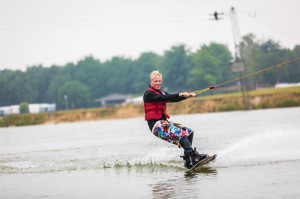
left=0, top=0, right=299, bottom=71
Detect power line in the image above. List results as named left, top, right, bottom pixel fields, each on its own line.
left=199, top=22, right=219, bottom=40
left=238, top=10, right=300, bottom=42
left=0, top=14, right=211, bottom=30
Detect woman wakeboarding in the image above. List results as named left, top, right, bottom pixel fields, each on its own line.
left=143, top=70, right=209, bottom=169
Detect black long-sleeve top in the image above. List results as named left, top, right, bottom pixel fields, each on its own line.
left=143, top=88, right=186, bottom=131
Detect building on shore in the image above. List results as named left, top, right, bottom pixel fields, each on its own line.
left=0, top=103, right=56, bottom=116
left=95, top=94, right=143, bottom=107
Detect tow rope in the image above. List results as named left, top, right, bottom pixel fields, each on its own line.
left=191, top=57, right=300, bottom=96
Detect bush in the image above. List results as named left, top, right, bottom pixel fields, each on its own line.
left=275, top=99, right=300, bottom=107
left=1, top=113, right=47, bottom=127
left=19, top=102, right=29, bottom=114
left=219, top=104, right=239, bottom=112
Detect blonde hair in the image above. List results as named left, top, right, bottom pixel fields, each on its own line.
left=150, top=70, right=162, bottom=81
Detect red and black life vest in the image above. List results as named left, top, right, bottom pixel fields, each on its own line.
left=144, top=87, right=170, bottom=120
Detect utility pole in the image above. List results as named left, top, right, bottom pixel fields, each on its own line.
left=64, top=94, right=69, bottom=110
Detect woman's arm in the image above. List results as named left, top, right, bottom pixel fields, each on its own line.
left=144, top=91, right=180, bottom=103
left=168, top=92, right=196, bottom=102
left=144, top=91, right=195, bottom=103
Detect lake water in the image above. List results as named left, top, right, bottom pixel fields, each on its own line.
left=1, top=107, right=300, bottom=199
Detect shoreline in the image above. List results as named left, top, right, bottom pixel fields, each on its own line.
left=1, top=86, right=300, bottom=127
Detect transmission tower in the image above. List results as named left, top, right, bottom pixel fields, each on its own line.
left=210, top=7, right=250, bottom=109
left=229, top=7, right=250, bottom=109
left=229, top=7, right=242, bottom=59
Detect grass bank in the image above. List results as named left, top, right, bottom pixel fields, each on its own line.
left=1, top=86, right=299, bottom=127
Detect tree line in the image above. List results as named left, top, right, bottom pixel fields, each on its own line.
left=0, top=34, right=299, bottom=110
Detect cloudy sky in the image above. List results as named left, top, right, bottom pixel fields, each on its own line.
left=0, top=0, right=299, bottom=70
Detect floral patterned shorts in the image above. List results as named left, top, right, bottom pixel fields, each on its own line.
left=152, top=120, right=193, bottom=147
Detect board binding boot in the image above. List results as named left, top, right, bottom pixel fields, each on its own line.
left=188, top=147, right=209, bottom=166
left=180, top=151, right=193, bottom=169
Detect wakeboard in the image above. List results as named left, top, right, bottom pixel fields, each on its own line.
left=189, top=154, right=217, bottom=171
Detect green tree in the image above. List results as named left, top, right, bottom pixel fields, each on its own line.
left=46, top=65, right=71, bottom=103
left=74, top=56, right=105, bottom=101
left=0, top=70, right=14, bottom=106
left=26, top=65, right=58, bottom=102
left=160, top=45, right=192, bottom=92
left=57, top=81, right=91, bottom=109
left=240, top=34, right=297, bottom=86
left=19, top=102, right=29, bottom=114
left=189, top=43, right=232, bottom=90
left=103, top=56, right=135, bottom=94
left=133, top=52, right=161, bottom=92
left=290, top=45, right=300, bottom=82
left=1, top=70, right=36, bottom=105
left=0, top=35, right=299, bottom=109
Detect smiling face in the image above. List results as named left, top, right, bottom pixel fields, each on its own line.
left=151, top=75, right=162, bottom=90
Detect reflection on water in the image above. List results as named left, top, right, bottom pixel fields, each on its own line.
left=150, top=182, right=176, bottom=199
left=185, top=166, right=218, bottom=177
left=149, top=166, right=218, bottom=199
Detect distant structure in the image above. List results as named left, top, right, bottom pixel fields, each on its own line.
left=209, top=11, right=224, bottom=20
left=229, top=7, right=250, bottom=109
left=0, top=103, right=56, bottom=116
left=95, top=94, right=130, bottom=107
left=275, top=82, right=300, bottom=88
left=28, top=104, right=56, bottom=114
left=95, top=94, right=143, bottom=107
left=125, top=96, right=143, bottom=104
left=211, top=7, right=250, bottom=109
